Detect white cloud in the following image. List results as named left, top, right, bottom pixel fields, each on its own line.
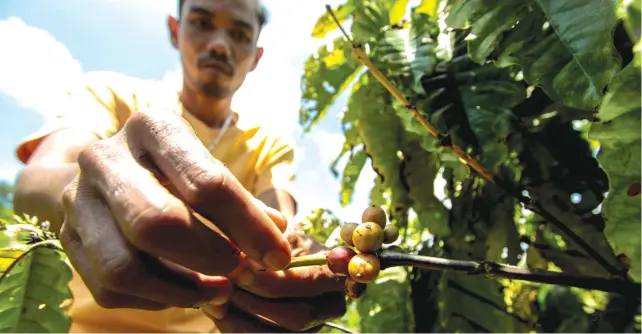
left=309, top=129, right=345, bottom=164
left=0, top=17, right=84, bottom=119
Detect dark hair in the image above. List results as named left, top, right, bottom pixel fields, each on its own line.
left=177, top=0, right=268, bottom=31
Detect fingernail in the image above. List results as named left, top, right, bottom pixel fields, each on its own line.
left=208, top=287, right=232, bottom=306
left=235, top=268, right=255, bottom=287
left=262, top=247, right=291, bottom=271
left=202, top=304, right=227, bottom=320
left=227, top=260, right=255, bottom=287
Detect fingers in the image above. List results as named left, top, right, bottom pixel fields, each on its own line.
left=76, top=136, right=245, bottom=277
left=228, top=288, right=346, bottom=332
left=125, top=111, right=291, bottom=270
left=59, top=222, right=168, bottom=311
left=203, top=305, right=326, bottom=333
left=204, top=305, right=289, bottom=333
left=60, top=175, right=233, bottom=308
left=253, top=198, right=289, bottom=233
left=234, top=259, right=346, bottom=299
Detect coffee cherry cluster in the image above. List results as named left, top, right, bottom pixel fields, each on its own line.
left=325, top=205, right=401, bottom=298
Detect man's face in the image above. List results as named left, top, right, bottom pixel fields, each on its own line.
left=170, top=0, right=263, bottom=99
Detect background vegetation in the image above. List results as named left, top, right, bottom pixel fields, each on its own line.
left=1, top=0, right=641, bottom=332
left=298, top=0, right=641, bottom=332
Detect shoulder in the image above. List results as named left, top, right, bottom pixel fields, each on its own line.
left=75, top=70, right=180, bottom=112
left=234, top=117, right=296, bottom=158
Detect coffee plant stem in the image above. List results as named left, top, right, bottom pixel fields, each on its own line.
left=378, top=250, right=640, bottom=297
left=324, top=4, right=626, bottom=281
left=286, top=254, right=328, bottom=268
left=286, top=251, right=640, bottom=297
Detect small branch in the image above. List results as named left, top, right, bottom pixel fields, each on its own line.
left=285, top=250, right=640, bottom=297
left=323, top=322, right=358, bottom=334
left=323, top=4, right=626, bottom=280
left=378, top=250, right=640, bottom=296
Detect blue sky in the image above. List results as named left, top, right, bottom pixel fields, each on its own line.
left=0, top=0, right=377, bottom=226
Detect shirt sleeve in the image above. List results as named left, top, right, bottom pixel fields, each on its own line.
left=252, top=135, right=298, bottom=201
left=16, top=71, right=130, bottom=164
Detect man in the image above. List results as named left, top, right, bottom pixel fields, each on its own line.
left=12, top=0, right=347, bottom=332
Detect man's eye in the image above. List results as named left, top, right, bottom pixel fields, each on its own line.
left=230, top=30, right=250, bottom=42
left=190, top=18, right=211, bottom=29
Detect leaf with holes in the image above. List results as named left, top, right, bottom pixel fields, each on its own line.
left=352, top=73, right=411, bottom=225
left=300, top=37, right=363, bottom=131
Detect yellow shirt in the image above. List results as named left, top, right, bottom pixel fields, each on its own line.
left=15, top=71, right=297, bottom=333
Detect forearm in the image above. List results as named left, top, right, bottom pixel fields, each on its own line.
left=13, top=162, right=80, bottom=234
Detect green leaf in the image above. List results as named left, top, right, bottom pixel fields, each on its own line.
left=311, top=1, right=357, bottom=39
left=297, top=208, right=342, bottom=243
left=331, top=108, right=363, bottom=177
left=369, top=175, right=387, bottom=207
left=418, top=56, right=525, bottom=177
left=300, top=37, right=363, bottom=131
left=620, top=0, right=641, bottom=43
left=351, top=73, right=412, bottom=225
left=389, top=0, right=409, bottom=24
left=0, top=241, right=73, bottom=333
left=414, top=0, right=440, bottom=18
left=485, top=196, right=520, bottom=265
left=402, top=139, right=450, bottom=237
left=351, top=0, right=393, bottom=42
left=340, top=149, right=368, bottom=206
left=376, top=13, right=439, bottom=92
left=438, top=272, right=529, bottom=332
left=446, top=0, right=622, bottom=110
left=588, top=61, right=642, bottom=281
left=356, top=267, right=414, bottom=333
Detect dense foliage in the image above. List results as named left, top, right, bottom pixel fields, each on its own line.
left=0, top=0, right=640, bottom=332
left=299, top=0, right=641, bottom=332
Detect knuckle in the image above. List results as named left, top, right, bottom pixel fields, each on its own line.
left=126, top=110, right=156, bottom=130
left=58, top=223, right=77, bottom=250
left=91, top=289, right=125, bottom=309
left=98, top=254, right=142, bottom=291
left=77, top=140, right=110, bottom=170
left=60, top=182, right=78, bottom=214
left=127, top=110, right=180, bottom=139
left=182, top=166, right=228, bottom=208
left=127, top=205, right=178, bottom=249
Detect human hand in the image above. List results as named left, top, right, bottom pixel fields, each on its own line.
left=58, top=111, right=292, bottom=310
left=202, top=230, right=348, bottom=332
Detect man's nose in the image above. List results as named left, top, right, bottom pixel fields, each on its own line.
left=205, top=31, right=231, bottom=58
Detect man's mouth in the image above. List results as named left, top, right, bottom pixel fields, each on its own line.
left=200, top=60, right=234, bottom=76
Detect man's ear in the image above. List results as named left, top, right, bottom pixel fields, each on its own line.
left=167, top=16, right=179, bottom=49
left=250, top=47, right=264, bottom=72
